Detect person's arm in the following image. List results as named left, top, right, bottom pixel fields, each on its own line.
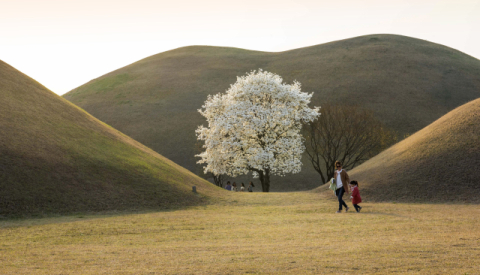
left=344, top=171, right=350, bottom=193
left=352, top=187, right=358, bottom=198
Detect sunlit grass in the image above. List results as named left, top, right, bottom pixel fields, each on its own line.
left=1, top=192, right=478, bottom=274
left=0, top=60, right=219, bottom=217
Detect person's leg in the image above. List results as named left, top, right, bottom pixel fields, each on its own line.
left=335, top=188, right=342, bottom=211
left=337, top=187, right=346, bottom=211
left=339, top=187, right=348, bottom=210
left=353, top=204, right=360, bottom=212
left=343, top=199, right=349, bottom=212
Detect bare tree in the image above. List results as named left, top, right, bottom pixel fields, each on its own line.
left=304, top=104, right=397, bottom=184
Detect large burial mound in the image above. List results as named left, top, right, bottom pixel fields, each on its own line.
left=0, top=60, right=219, bottom=217
left=339, top=98, right=480, bottom=203
left=64, top=34, right=480, bottom=191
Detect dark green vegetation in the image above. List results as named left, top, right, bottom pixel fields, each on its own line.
left=324, top=98, right=479, bottom=203
left=0, top=60, right=220, bottom=217
left=64, top=34, right=480, bottom=191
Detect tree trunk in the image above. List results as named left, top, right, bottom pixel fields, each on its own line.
left=213, top=174, right=224, bottom=187
left=259, top=169, right=270, bottom=192
left=250, top=168, right=271, bottom=192
left=213, top=175, right=221, bottom=187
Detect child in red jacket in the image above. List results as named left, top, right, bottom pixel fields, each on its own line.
left=349, top=181, right=362, bottom=212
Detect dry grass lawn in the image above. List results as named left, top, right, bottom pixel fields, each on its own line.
left=1, top=192, right=479, bottom=274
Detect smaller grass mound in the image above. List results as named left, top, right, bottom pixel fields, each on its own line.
left=343, top=98, right=480, bottom=203
left=0, top=60, right=221, bottom=217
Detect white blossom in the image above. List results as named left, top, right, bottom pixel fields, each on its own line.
left=196, top=70, right=320, bottom=180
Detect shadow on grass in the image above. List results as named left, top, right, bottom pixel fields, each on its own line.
left=0, top=201, right=209, bottom=228
left=0, top=149, right=212, bottom=220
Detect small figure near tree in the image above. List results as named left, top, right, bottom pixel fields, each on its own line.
left=225, top=181, right=232, bottom=191
left=196, top=70, right=320, bottom=192
left=248, top=182, right=255, bottom=192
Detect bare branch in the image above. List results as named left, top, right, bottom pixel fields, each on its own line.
left=304, top=103, right=397, bottom=184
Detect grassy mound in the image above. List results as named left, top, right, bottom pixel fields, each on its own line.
left=343, top=98, right=480, bottom=203
left=0, top=60, right=220, bottom=217
left=64, top=34, right=480, bottom=191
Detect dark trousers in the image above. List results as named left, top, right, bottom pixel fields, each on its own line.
left=353, top=204, right=362, bottom=212
left=335, top=187, right=348, bottom=211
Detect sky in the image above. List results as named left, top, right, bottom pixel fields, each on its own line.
left=1, top=0, right=479, bottom=95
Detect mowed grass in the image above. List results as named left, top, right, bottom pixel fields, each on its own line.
left=1, top=192, right=479, bottom=274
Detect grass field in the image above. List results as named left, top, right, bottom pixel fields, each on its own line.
left=1, top=191, right=479, bottom=274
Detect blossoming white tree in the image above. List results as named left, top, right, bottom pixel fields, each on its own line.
left=196, top=70, right=320, bottom=192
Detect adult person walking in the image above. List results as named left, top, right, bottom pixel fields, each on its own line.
left=334, top=161, right=350, bottom=213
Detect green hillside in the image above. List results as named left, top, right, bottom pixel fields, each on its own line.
left=64, top=34, right=480, bottom=191
left=317, top=98, right=480, bottom=203
left=0, top=60, right=220, bottom=217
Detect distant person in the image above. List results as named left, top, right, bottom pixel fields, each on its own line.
left=225, top=181, right=232, bottom=191
left=334, top=161, right=350, bottom=213
left=240, top=183, right=245, bottom=192
left=349, top=181, right=362, bottom=212
left=232, top=182, right=238, bottom=192
left=248, top=182, right=255, bottom=192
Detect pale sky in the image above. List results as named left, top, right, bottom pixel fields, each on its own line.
left=1, top=0, right=479, bottom=95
